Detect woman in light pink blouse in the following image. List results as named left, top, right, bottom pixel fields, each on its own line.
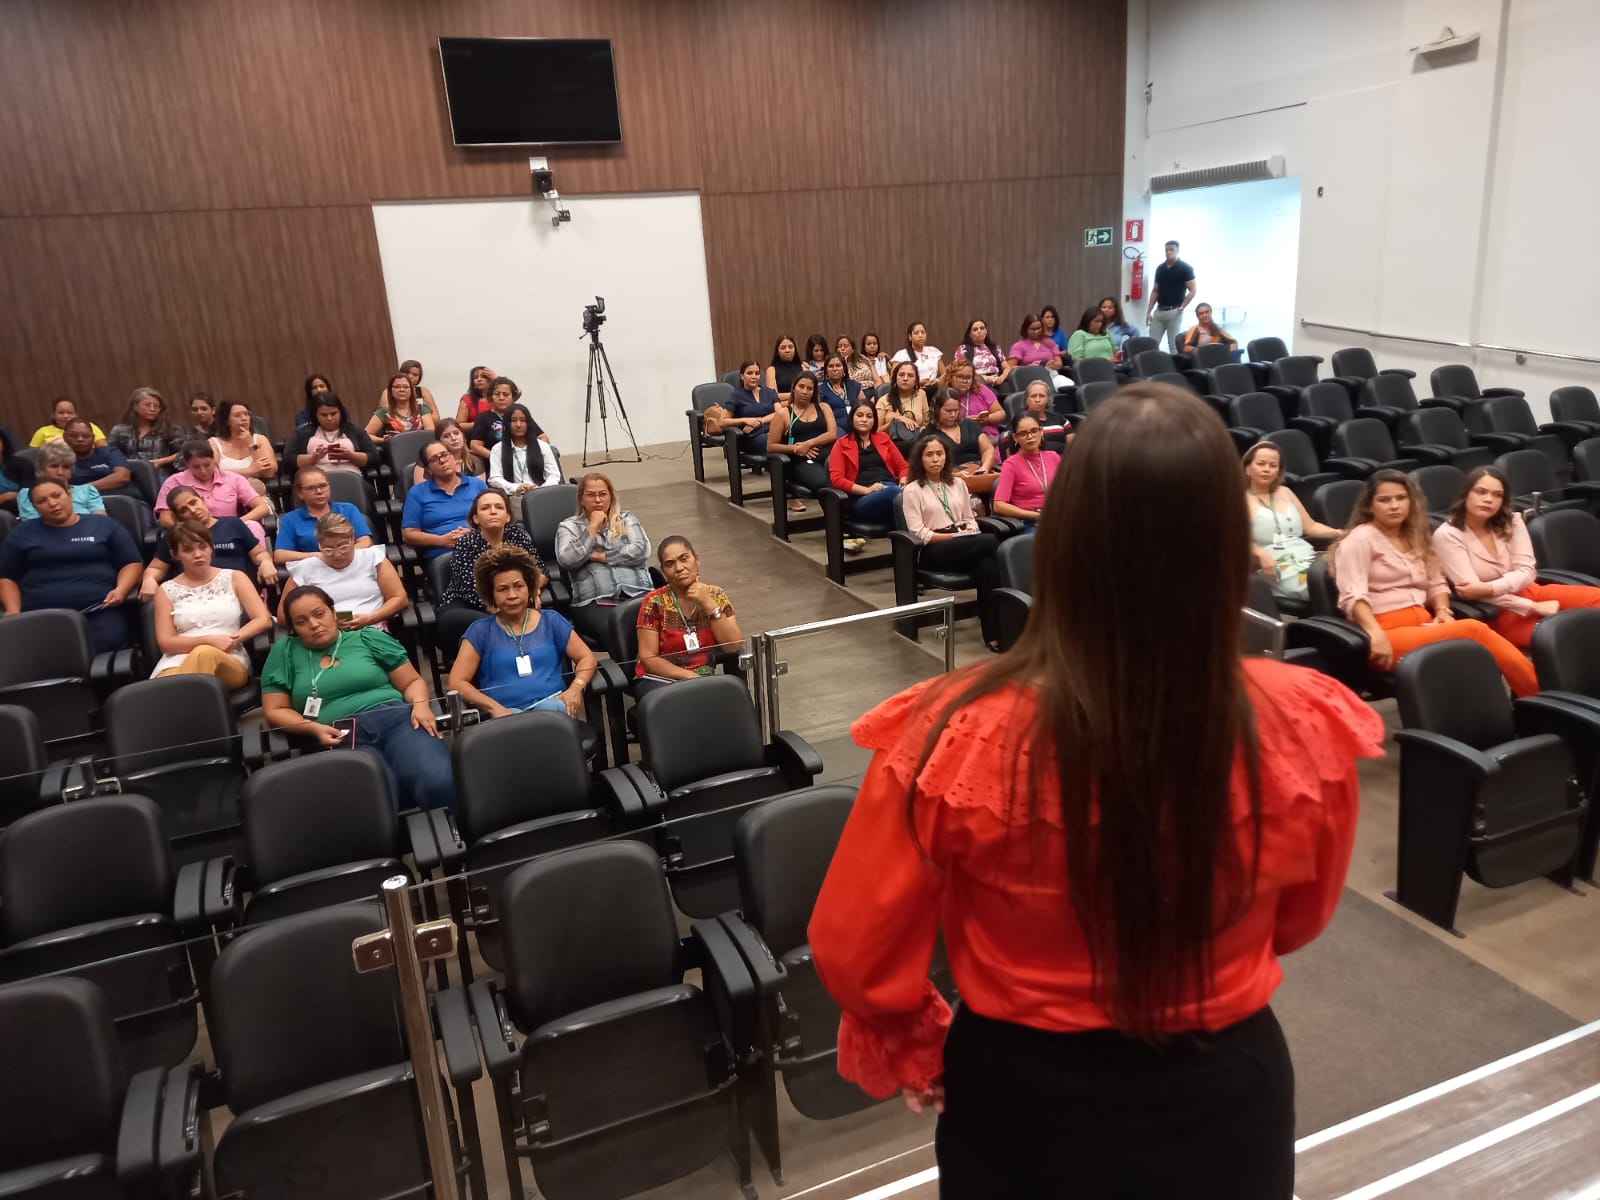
left=953, top=319, right=1012, bottom=393
left=1433, top=465, right=1600, bottom=648
left=903, top=434, right=1000, bottom=649
left=1332, top=469, right=1537, bottom=694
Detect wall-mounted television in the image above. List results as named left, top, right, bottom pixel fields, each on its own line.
left=438, top=37, right=622, bottom=147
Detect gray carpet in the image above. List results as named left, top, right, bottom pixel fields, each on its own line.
left=1275, top=888, right=1577, bottom=1134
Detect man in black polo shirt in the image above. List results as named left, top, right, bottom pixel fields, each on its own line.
left=1146, top=239, right=1197, bottom=353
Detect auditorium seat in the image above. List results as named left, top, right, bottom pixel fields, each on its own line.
left=1008, top=364, right=1055, bottom=396
left=1078, top=380, right=1120, bottom=413
left=599, top=594, right=738, bottom=763
left=1072, top=357, right=1118, bottom=387
left=1264, top=355, right=1324, bottom=418
left=1394, top=409, right=1494, bottom=472
left=1494, top=450, right=1598, bottom=515
left=137, top=601, right=271, bottom=716
left=1243, top=573, right=1366, bottom=678
left=992, top=533, right=1033, bottom=652
left=1430, top=363, right=1524, bottom=428
left=1526, top=508, right=1600, bottom=586
left=1259, top=429, right=1339, bottom=504
left=1324, top=419, right=1421, bottom=479
left=104, top=494, right=158, bottom=563
left=1245, top=336, right=1291, bottom=388
left=1310, top=480, right=1364, bottom=530
left=1479, top=395, right=1582, bottom=472
left=723, top=420, right=774, bottom=509
left=1189, top=341, right=1237, bottom=371
left=1392, top=640, right=1588, bottom=932
left=1355, top=374, right=1430, bottom=428
left=0, top=609, right=136, bottom=754
left=767, top=451, right=828, bottom=543
left=520, top=485, right=579, bottom=609
left=1550, top=387, right=1600, bottom=441
left=889, top=493, right=1006, bottom=641
left=820, top=486, right=895, bottom=585
left=688, top=381, right=734, bottom=484
left=1409, top=464, right=1467, bottom=527
left=1329, top=347, right=1413, bottom=398
left=1530, top=608, right=1600, bottom=881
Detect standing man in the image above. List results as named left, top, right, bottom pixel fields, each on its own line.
left=1147, top=240, right=1197, bottom=354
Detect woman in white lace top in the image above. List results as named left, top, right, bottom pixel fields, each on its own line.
left=150, top=520, right=273, bottom=686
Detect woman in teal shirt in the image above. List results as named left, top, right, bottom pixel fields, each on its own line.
left=261, top=585, right=454, bottom=811
left=1068, top=308, right=1118, bottom=361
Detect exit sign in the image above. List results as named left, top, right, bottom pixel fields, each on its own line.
left=1084, top=226, right=1114, bottom=248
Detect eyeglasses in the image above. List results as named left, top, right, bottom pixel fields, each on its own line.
left=302, top=482, right=330, bottom=491
left=1017, top=427, right=1044, bottom=437
left=425, top=452, right=452, bottom=465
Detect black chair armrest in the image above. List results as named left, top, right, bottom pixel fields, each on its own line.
left=119, top=1062, right=203, bottom=1190
left=155, top=1063, right=204, bottom=1186
left=39, top=755, right=96, bottom=804
left=173, top=856, right=236, bottom=930
left=689, top=918, right=758, bottom=1036
left=433, top=985, right=482, bottom=1087
left=1481, top=386, right=1524, bottom=398
left=1377, top=367, right=1416, bottom=379
left=715, top=914, right=788, bottom=995
left=597, top=764, right=657, bottom=825
left=770, top=730, right=825, bottom=781
left=115, top=1066, right=166, bottom=1185
left=1537, top=569, right=1600, bottom=588
left=1284, top=614, right=1370, bottom=683
left=90, top=647, right=139, bottom=693
left=977, top=516, right=1020, bottom=538
left=1394, top=728, right=1500, bottom=780
left=889, top=529, right=921, bottom=606
left=1419, top=396, right=1463, bottom=411
left=590, top=657, right=629, bottom=695
left=1514, top=693, right=1600, bottom=751
left=1323, top=455, right=1379, bottom=479
left=1468, top=433, right=1525, bottom=455
left=405, top=808, right=465, bottom=875
left=466, top=979, right=521, bottom=1079
left=1448, top=596, right=1499, bottom=623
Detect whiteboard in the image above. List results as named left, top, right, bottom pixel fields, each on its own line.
left=371, top=192, right=716, bottom=458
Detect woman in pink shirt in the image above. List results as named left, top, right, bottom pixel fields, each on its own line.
left=952, top=319, right=1012, bottom=393
left=903, top=434, right=1001, bottom=649
left=992, top=413, right=1060, bottom=529
left=155, top=440, right=273, bottom=541
left=943, top=360, right=1005, bottom=444
left=1009, top=314, right=1071, bottom=392
left=1333, top=470, right=1537, bottom=695
left=1432, top=465, right=1600, bottom=648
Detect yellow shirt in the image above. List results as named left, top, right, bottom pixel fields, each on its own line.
left=30, top=422, right=106, bottom=447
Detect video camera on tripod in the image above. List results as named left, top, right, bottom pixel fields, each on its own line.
left=576, top=296, right=639, bottom=466
left=581, top=296, right=606, bottom=336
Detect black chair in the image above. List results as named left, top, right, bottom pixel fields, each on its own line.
left=207, top=901, right=485, bottom=1200
left=723, top=419, right=773, bottom=508
left=719, top=369, right=742, bottom=388
left=688, top=381, right=734, bottom=483
left=1078, top=380, right=1119, bottom=413
left=889, top=493, right=999, bottom=641
left=992, top=533, right=1034, bottom=652
left=1354, top=374, right=1430, bottom=428
left=0, top=509, right=14, bottom=547
left=1290, top=381, right=1356, bottom=456
left=1530, top=608, right=1600, bottom=880
left=1226, top=391, right=1291, bottom=449
left=715, top=786, right=881, bottom=1184
left=468, top=841, right=756, bottom=1200
left=1213, top=363, right=1299, bottom=427
left=1242, top=574, right=1367, bottom=676
left=1134, top=350, right=1207, bottom=392
left=1265, top=355, right=1324, bottom=418
left=821, top=486, right=895, bottom=584
left=0, top=705, right=46, bottom=827
left=0, top=609, right=137, bottom=753
left=137, top=600, right=267, bottom=717
left=521, top=484, right=579, bottom=609
left=1526, top=508, right=1600, bottom=585
left=1245, top=336, right=1291, bottom=387
left=1072, top=357, right=1118, bottom=386
left=768, top=450, right=829, bottom=542
left=124, top=456, right=161, bottom=507
left=599, top=674, right=822, bottom=917
left=1550, top=387, right=1600, bottom=441
left=1573, top=438, right=1600, bottom=484
left=0, top=976, right=205, bottom=1200
left=1260, top=429, right=1339, bottom=505
left=1479, top=394, right=1582, bottom=471
left=1324, top=419, right=1421, bottom=479
left=1391, top=641, right=1587, bottom=932
left=0, top=796, right=201, bottom=1072
left=1394, top=409, right=1495, bottom=471
left=1190, top=342, right=1237, bottom=371
left=1494, top=450, right=1599, bottom=515
left=104, top=493, right=158, bottom=562
left=1409, top=464, right=1467, bottom=525
left=1122, top=335, right=1158, bottom=362
left=1430, top=363, right=1524, bottom=428
left=1329, top=347, right=1413, bottom=397
left=1309, top=479, right=1363, bottom=530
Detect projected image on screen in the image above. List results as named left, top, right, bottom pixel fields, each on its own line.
left=438, top=37, right=623, bottom=147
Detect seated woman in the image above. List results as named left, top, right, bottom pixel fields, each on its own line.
left=723, top=360, right=781, bottom=453
left=1002, top=382, right=1073, bottom=455
left=263, top=585, right=454, bottom=812
left=889, top=322, right=944, bottom=390
left=63, top=420, right=135, bottom=501
left=1068, top=308, right=1117, bottom=361
left=930, top=393, right=999, bottom=502
left=953, top=319, right=1012, bottom=394
left=765, top=336, right=806, bottom=403
left=837, top=335, right=882, bottom=390
left=635, top=536, right=742, bottom=698
left=816, top=353, right=864, bottom=432
left=556, top=472, right=653, bottom=649
left=437, top=489, right=539, bottom=650
left=109, top=387, right=182, bottom=471
left=149, top=521, right=272, bottom=686
left=367, top=367, right=437, bottom=441
left=903, top=435, right=1001, bottom=650
left=208, top=400, right=278, bottom=499
left=418, top=418, right=488, bottom=486
left=284, top=393, right=376, bottom=477
left=1179, top=303, right=1238, bottom=355
left=878, top=361, right=933, bottom=451
left=1008, top=314, right=1071, bottom=391
left=803, top=334, right=830, bottom=376
left=1333, top=469, right=1537, bottom=696
left=155, top=441, right=272, bottom=539
left=273, top=467, right=375, bottom=564
left=449, top=546, right=597, bottom=719
left=1433, top=465, right=1600, bottom=649
left=944, top=360, right=1005, bottom=446
left=0, top=479, right=142, bottom=653
left=0, top=428, right=28, bottom=511
left=863, top=332, right=890, bottom=385
left=141, top=485, right=277, bottom=599
left=454, top=365, right=496, bottom=428
left=1243, top=442, right=1337, bottom=603
left=402, top=438, right=489, bottom=560
left=471, top=377, right=546, bottom=463
left=298, top=374, right=332, bottom=432
left=488, top=403, right=561, bottom=496
left=18, top=442, right=105, bottom=519
left=1040, top=304, right=1068, bottom=352
left=767, top=373, right=837, bottom=507
left=830, top=399, right=908, bottom=537
left=1098, top=296, right=1141, bottom=348
left=188, top=392, right=217, bottom=439
left=281, top=513, right=407, bottom=633
left=993, top=413, right=1061, bottom=530
left=29, top=397, right=106, bottom=449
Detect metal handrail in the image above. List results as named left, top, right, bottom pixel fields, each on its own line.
left=1300, top=319, right=1600, bottom=366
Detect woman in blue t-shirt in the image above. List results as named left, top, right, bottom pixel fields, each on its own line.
left=448, top=545, right=596, bottom=720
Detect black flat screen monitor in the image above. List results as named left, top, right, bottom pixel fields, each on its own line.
left=438, top=37, right=622, bottom=147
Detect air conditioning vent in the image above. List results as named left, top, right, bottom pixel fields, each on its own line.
left=1150, top=155, right=1286, bottom=193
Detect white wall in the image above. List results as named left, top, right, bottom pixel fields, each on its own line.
left=371, top=193, right=716, bottom=455
left=1129, top=0, right=1600, bottom=416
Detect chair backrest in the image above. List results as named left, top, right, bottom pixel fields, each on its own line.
left=1482, top=395, right=1539, bottom=439
left=1399, top=407, right=1468, bottom=450
left=452, top=711, right=593, bottom=843
left=0, top=508, right=14, bottom=549
left=1247, top=336, right=1289, bottom=363
left=1395, top=640, right=1514, bottom=749
left=104, top=675, right=236, bottom=774
left=385, top=429, right=435, bottom=501
left=1262, top=428, right=1323, bottom=478
left=734, top=785, right=856, bottom=957
left=425, top=552, right=452, bottom=605
left=1209, top=363, right=1257, bottom=398
left=250, top=414, right=273, bottom=440
left=1009, top=365, right=1052, bottom=394
left=692, top=381, right=735, bottom=416
left=1333, top=417, right=1399, bottom=460
left=719, top=370, right=742, bottom=389
left=1531, top=608, right=1600, bottom=696
left=1330, top=347, right=1380, bottom=381
left=1148, top=371, right=1192, bottom=392
left=240, top=753, right=397, bottom=886
left=1123, top=336, right=1158, bottom=360
left=1298, top=381, right=1355, bottom=423
left=1134, top=350, right=1175, bottom=378
left=1190, top=342, right=1235, bottom=370
left=1079, top=381, right=1119, bottom=412
left=637, top=673, right=765, bottom=794
left=0, top=609, right=93, bottom=690
left=1230, top=392, right=1285, bottom=433
left=209, top=902, right=404, bottom=1114
left=521, top=484, right=579, bottom=567
left=1245, top=572, right=1282, bottom=619
left=1311, top=480, right=1363, bottom=530
left=103, top=494, right=152, bottom=554
left=1573, top=438, right=1600, bottom=483
left=1269, top=355, right=1321, bottom=389
left=0, top=795, right=174, bottom=943
left=1551, top=386, right=1600, bottom=426
left=996, top=532, right=1034, bottom=592
left=1496, top=448, right=1559, bottom=496
left=1072, top=358, right=1117, bottom=386
left=325, top=471, right=377, bottom=519
left=1001, top=391, right=1028, bottom=421
left=499, top=840, right=682, bottom=1032
left=125, top=457, right=160, bottom=506
left=0, top=704, right=46, bottom=825
left=1362, top=374, right=1419, bottom=412
left=1527, top=508, right=1600, bottom=579
left=0, top=978, right=126, bottom=1168
left=1409, top=464, right=1467, bottom=516
left=1305, top=555, right=1341, bottom=617
left=1429, top=363, right=1481, bottom=401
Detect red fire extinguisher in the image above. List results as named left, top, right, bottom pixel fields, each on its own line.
left=1128, top=248, right=1145, bottom=303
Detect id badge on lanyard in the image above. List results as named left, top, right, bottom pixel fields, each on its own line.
left=682, top=630, right=701, bottom=653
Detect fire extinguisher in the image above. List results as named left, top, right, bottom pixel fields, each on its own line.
left=1127, top=247, right=1145, bottom=303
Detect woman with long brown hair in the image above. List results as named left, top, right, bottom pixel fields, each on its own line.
left=810, top=383, right=1384, bottom=1196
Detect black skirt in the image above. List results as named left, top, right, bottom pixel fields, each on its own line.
left=936, top=1004, right=1295, bottom=1200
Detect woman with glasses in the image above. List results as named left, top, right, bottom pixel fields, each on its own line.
left=273, top=467, right=375, bottom=564
left=992, top=414, right=1060, bottom=529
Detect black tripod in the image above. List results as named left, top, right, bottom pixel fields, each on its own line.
left=581, top=329, right=642, bottom=467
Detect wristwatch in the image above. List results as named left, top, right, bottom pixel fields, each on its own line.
left=709, top=606, right=727, bottom=620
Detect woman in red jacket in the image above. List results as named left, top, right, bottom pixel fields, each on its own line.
left=810, top=382, right=1384, bottom=1198
left=829, top=399, right=908, bottom=536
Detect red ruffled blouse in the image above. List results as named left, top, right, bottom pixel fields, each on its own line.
left=807, top=656, right=1386, bottom=1099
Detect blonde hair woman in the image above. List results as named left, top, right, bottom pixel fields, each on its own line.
left=555, top=472, right=654, bottom=652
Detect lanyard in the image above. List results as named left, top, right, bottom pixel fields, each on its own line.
left=933, top=482, right=956, bottom=521
left=1025, top=454, right=1050, bottom=495
left=668, top=588, right=699, bottom=626
left=1252, top=490, right=1287, bottom=539
left=498, top=610, right=531, bottom=654
left=305, top=631, right=343, bottom=697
